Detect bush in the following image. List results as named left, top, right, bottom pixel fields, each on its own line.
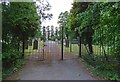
left=2, top=45, right=23, bottom=69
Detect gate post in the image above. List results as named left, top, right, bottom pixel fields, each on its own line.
left=61, top=26, right=63, bottom=60
left=43, top=26, right=46, bottom=60
left=79, top=36, right=81, bottom=57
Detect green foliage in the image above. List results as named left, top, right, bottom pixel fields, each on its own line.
left=2, top=1, right=40, bottom=63
left=2, top=2, right=40, bottom=41
left=58, top=11, right=74, bottom=41
left=82, top=54, right=120, bottom=81
left=2, top=59, right=25, bottom=79
left=2, top=1, right=53, bottom=79
left=2, top=49, right=21, bottom=60
left=70, top=2, right=120, bottom=81
left=93, top=63, right=120, bottom=81
left=2, top=2, right=40, bottom=79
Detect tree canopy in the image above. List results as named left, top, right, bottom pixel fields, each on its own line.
left=58, top=2, right=120, bottom=81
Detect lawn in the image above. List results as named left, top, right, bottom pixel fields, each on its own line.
left=58, top=44, right=79, bottom=55
left=58, top=43, right=111, bottom=56
left=25, top=40, right=43, bottom=56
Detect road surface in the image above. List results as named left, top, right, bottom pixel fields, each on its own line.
left=6, top=41, right=99, bottom=80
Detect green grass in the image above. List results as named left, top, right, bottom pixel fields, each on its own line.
left=25, top=41, right=43, bottom=56
left=58, top=44, right=69, bottom=52
left=58, top=43, right=111, bottom=56
left=63, top=45, right=70, bottom=52
left=38, top=41, right=43, bottom=47
left=58, top=44, right=79, bottom=55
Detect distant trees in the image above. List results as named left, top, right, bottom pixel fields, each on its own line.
left=58, top=11, right=72, bottom=47
left=50, top=25, right=54, bottom=40
left=47, top=26, right=50, bottom=40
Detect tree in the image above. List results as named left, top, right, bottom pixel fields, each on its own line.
left=58, top=11, right=71, bottom=47
left=2, top=1, right=53, bottom=78
left=70, top=2, right=120, bottom=81
left=70, top=2, right=90, bottom=57
left=50, top=25, right=54, bottom=40
left=2, top=2, right=40, bottom=58
left=35, top=0, right=53, bottom=21
left=46, top=26, right=50, bottom=40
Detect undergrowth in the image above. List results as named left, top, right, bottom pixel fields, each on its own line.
left=2, top=59, right=25, bottom=79
left=82, top=54, right=120, bottom=81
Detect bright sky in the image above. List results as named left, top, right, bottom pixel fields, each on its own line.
left=41, top=0, right=73, bottom=28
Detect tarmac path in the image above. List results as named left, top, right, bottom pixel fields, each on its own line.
left=6, top=41, right=98, bottom=80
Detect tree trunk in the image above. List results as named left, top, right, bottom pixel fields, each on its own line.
left=22, top=37, right=25, bottom=58
left=29, top=40, right=32, bottom=46
left=18, top=41, right=20, bottom=51
left=65, top=39, right=69, bottom=47
left=70, top=41, right=72, bottom=52
left=100, top=40, right=108, bottom=61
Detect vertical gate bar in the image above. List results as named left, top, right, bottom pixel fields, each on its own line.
left=100, top=27, right=101, bottom=56
left=22, top=37, right=25, bottom=58
left=61, top=26, right=63, bottom=60
left=94, top=29, right=96, bottom=56
left=79, top=35, right=81, bottom=57
left=70, top=41, right=71, bottom=52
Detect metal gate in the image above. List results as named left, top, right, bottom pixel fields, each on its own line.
left=24, top=40, right=61, bottom=61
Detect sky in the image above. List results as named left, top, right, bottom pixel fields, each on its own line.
left=41, top=0, right=73, bottom=28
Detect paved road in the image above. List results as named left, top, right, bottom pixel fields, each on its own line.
left=7, top=41, right=98, bottom=80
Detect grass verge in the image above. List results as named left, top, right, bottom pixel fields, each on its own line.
left=25, top=41, right=43, bottom=56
